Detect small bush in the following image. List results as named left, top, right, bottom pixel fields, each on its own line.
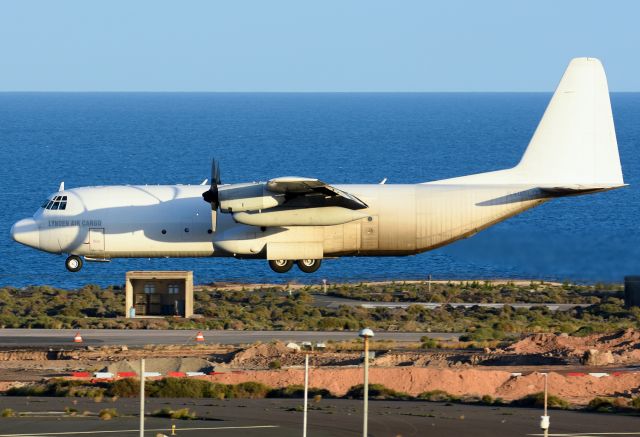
left=420, top=337, right=440, bottom=349
left=480, top=395, right=494, bottom=405
left=418, top=390, right=459, bottom=402
left=148, top=378, right=211, bottom=398
left=511, top=392, right=570, bottom=410
left=630, top=396, right=640, bottom=409
left=1, top=408, right=16, bottom=417
left=572, top=326, right=595, bottom=337
left=107, top=378, right=139, bottom=398
left=98, top=408, right=118, bottom=420
left=229, top=382, right=270, bottom=399
left=346, top=384, right=410, bottom=400
left=587, top=397, right=617, bottom=412
left=6, top=384, right=47, bottom=396
left=151, top=407, right=196, bottom=420
left=268, top=360, right=282, bottom=369
left=267, top=385, right=332, bottom=399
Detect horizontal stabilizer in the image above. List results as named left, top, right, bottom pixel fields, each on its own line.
left=540, top=184, right=627, bottom=197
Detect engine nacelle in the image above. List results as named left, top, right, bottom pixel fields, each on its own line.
left=232, top=206, right=369, bottom=227
left=219, top=183, right=284, bottom=213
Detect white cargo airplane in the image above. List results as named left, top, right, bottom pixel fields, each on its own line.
left=11, top=58, right=625, bottom=274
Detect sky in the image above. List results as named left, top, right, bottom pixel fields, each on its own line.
left=0, top=0, right=638, bottom=92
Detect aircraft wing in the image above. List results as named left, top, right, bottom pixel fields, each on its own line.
left=265, top=177, right=368, bottom=210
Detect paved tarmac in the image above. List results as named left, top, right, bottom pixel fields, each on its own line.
left=313, top=294, right=591, bottom=311
left=0, top=397, right=638, bottom=437
left=0, top=329, right=459, bottom=348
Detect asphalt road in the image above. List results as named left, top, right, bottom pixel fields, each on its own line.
left=0, top=397, right=638, bottom=437
left=0, top=329, right=459, bottom=347
left=313, top=294, right=591, bottom=311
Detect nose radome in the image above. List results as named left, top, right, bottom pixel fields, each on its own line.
left=11, top=218, right=40, bottom=248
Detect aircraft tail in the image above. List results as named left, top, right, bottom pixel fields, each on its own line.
left=430, top=57, right=625, bottom=189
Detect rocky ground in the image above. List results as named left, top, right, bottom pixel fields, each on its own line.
left=2, top=330, right=640, bottom=406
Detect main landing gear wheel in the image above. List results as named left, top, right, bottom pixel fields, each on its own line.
left=65, top=255, right=83, bottom=272
left=268, top=259, right=294, bottom=273
left=297, top=259, right=322, bottom=273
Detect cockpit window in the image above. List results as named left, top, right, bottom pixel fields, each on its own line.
left=42, top=195, right=67, bottom=210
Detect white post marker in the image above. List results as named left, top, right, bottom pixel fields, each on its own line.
left=359, top=328, right=374, bottom=437
left=540, top=372, right=550, bottom=437
left=140, top=358, right=145, bottom=437
left=303, top=353, right=309, bottom=437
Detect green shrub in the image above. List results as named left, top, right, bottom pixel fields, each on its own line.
left=511, top=392, right=570, bottom=410
left=420, top=337, right=440, bottom=349
left=1, top=408, right=16, bottom=417
left=98, top=408, right=117, bottom=420
left=480, top=395, right=494, bottom=405
left=147, top=378, right=211, bottom=398
left=229, top=382, right=270, bottom=399
left=267, top=385, right=332, bottom=399
left=151, top=407, right=196, bottom=420
left=587, top=397, right=617, bottom=412
left=572, top=326, right=595, bottom=337
left=6, top=384, right=47, bottom=396
left=107, top=378, right=139, bottom=398
left=268, top=360, right=282, bottom=369
left=417, top=390, right=459, bottom=402
left=346, top=384, right=410, bottom=400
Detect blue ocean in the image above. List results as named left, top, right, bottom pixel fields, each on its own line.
left=1, top=93, right=638, bottom=288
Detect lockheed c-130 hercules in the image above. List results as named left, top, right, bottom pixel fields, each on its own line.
left=11, top=58, right=625, bottom=274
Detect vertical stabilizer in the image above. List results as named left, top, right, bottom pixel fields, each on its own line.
left=515, top=57, right=623, bottom=186
left=430, top=58, right=624, bottom=188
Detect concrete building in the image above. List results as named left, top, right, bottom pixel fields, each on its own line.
left=125, top=271, right=193, bottom=318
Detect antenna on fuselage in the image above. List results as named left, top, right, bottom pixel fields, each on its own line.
left=379, top=178, right=387, bottom=185
left=59, top=181, right=65, bottom=191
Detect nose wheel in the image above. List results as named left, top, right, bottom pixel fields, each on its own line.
left=65, top=255, right=83, bottom=272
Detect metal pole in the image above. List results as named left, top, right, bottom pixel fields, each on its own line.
left=544, top=373, right=548, bottom=437
left=303, top=353, right=309, bottom=437
left=363, top=337, right=369, bottom=437
left=428, top=274, right=432, bottom=295
left=140, top=358, right=145, bottom=437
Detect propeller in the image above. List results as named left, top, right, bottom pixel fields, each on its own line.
left=202, top=159, right=221, bottom=232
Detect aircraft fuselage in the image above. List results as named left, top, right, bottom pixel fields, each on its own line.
left=12, top=183, right=547, bottom=263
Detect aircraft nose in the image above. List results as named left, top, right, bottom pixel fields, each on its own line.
left=11, top=218, right=40, bottom=248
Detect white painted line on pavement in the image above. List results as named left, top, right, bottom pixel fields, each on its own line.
left=0, top=425, right=279, bottom=436
left=528, top=433, right=640, bottom=436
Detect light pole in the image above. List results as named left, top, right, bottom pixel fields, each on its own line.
left=303, top=353, right=309, bottom=437
left=359, top=328, right=374, bottom=437
left=139, top=358, right=145, bottom=437
left=540, top=372, right=550, bottom=437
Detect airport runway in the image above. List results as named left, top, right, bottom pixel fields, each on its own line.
left=0, top=397, right=638, bottom=437
left=0, top=328, right=458, bottom=347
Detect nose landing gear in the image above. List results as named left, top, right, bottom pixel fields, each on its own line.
left=65, top=255, right=83, bottom=272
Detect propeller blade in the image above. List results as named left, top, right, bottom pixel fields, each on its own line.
left=202, top=158, right=221, bottom=210
left=202, top=159, right=221, bottom=232
left=213, top=159, right=221, bottom=185
left=211, top=209, right=217, bottom=233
